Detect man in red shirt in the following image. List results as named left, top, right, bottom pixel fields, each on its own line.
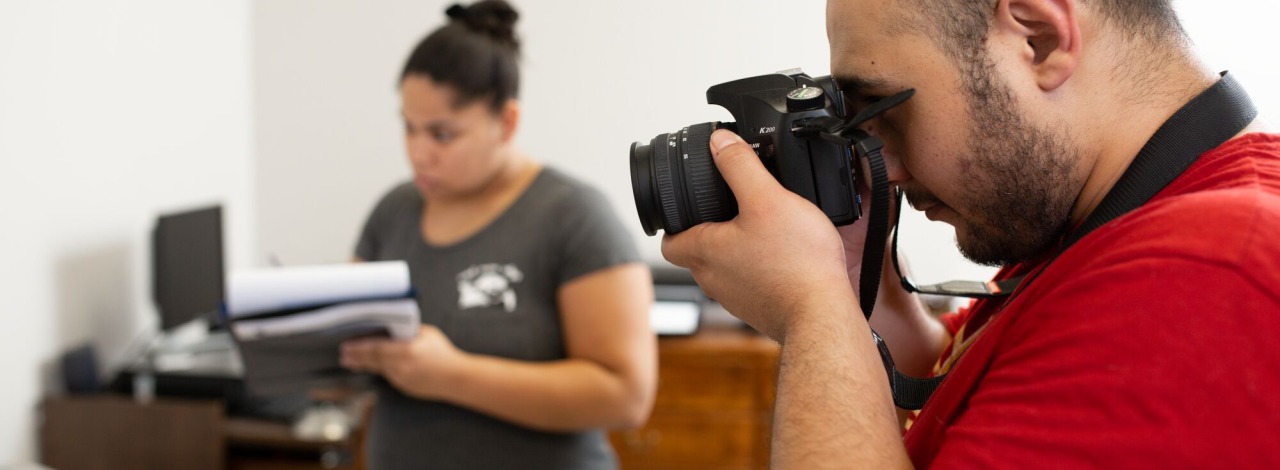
left=662, top=0, right=1280, bottom=468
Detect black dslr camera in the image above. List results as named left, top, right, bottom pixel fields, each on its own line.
left=630, top=69, right=874, bottom=236
left=630, top=69, right=934, bottom=410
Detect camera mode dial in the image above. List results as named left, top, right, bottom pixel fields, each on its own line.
left=786, top=86, right=826, bottom=112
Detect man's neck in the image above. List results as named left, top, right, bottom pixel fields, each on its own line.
left=1069, top=61, right=1221, bottom=226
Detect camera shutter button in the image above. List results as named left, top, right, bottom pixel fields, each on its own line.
left=786, top=86, right=826, bottom=112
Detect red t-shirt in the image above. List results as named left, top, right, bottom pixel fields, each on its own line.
left=903, top=134, right=1280, bottom=468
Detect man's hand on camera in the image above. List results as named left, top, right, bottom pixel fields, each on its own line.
left=661, top=129, right=857, bottom=342
left=836, top=161, right=907, bottom=299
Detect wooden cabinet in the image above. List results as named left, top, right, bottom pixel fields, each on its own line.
left=611, top=326, right=780, bottom=470
left=41, top=396, right=225, bottom=470
left=40, top=395, right=369, bottom=470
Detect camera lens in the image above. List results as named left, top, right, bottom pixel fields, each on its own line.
left=630, top=122, right=737, bottom=235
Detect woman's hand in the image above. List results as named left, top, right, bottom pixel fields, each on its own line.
left=340, top=325, right=467, bottom=399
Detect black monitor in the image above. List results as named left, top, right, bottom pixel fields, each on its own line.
left=152, top=205, right=225, bottom=331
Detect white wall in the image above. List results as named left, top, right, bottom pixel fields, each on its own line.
left=0, top=0, right=252, bottom=464
left=253, top=0, right=1280, bottom=290
left=1177, top=1, right=1280, bottom=121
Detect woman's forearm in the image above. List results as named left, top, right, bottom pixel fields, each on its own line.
left=426, top=353, right=652, bottom=432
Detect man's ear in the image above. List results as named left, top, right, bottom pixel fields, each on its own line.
left=500, top=99, right=520, bottom=143
left=995, top=0, right=1081, bottom=91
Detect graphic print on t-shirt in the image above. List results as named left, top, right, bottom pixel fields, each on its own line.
left=456, top=263, right=524, bottom=313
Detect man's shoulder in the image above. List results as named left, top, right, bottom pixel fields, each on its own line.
left=1075, top=135, right=1280, bottom=267
left=1105, top=184, right=1274, bottom=263
left=1006, top=139, right=1280, bottom=312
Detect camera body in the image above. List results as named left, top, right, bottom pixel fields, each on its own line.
left=631, top=69, right=862, bottom=235
left=708, top=70, right=863, bottom=225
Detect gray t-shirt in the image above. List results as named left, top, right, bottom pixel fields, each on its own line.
left=354, top=167, right=640, bottom=470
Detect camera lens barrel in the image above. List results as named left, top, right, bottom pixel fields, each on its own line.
left=630, top=122, right=737, bottom=235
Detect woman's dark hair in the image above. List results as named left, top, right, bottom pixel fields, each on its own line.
left=400, top=0, right=520, bottom=112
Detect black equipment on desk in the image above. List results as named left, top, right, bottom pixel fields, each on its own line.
left=108, top=330, right=312, bottom=422
left=152, top=205, right=225, bottom=331
left=118, top=203, right=311, bottom=421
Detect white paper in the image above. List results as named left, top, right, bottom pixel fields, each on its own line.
left=231, top=298, right=420, bottom=340
left=226, top=261, right=412, bottom=317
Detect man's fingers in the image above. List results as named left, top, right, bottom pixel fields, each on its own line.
left=663, top=130, right=783, bottom=277
left=708, top=129, right=783, bottom=209
left=661, top=224, right=706, bottom=269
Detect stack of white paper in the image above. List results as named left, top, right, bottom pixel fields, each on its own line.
left=222, top=261, right=421, bottom=395
left=226, top=261, right=413, bottom=317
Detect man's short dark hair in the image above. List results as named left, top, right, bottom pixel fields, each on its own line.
left=898, top=0, right=1186, bottom=65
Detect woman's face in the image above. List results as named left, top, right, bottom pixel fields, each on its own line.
left=400, top=74, right=516, bottom=201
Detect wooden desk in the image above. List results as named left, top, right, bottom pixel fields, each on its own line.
left=43, top=329, right=778, bottom=470
left=610, top=325, right=781, bottom=470
left=40, top=395, right=369, bottom=470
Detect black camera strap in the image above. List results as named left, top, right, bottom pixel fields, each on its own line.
left=851, top=72, right=1257, bottom=409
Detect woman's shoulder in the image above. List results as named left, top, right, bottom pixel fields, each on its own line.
left=385, top=180, right=422, bottom=202
left=377, top=180, right=422, bottom=209
left=532, top=166, right=588, bottom=191
left=529, top=166, right=610, bottom=209
left=524, top=167, right=627, bottom=228
left=366, top=180, right=422, bottom=221
left=526, top=166, right=642, bottom=278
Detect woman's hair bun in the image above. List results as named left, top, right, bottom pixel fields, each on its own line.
left=445, top=0, right=519, bottom=52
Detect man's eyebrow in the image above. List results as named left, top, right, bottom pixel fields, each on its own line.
left=834, top=74, right=892, bottom=94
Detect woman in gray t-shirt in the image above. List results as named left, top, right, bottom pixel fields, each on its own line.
left=339, top=2, right=656, bottom=469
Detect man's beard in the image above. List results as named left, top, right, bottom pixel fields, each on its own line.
left=948, top=58, right=1082, bottom=267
